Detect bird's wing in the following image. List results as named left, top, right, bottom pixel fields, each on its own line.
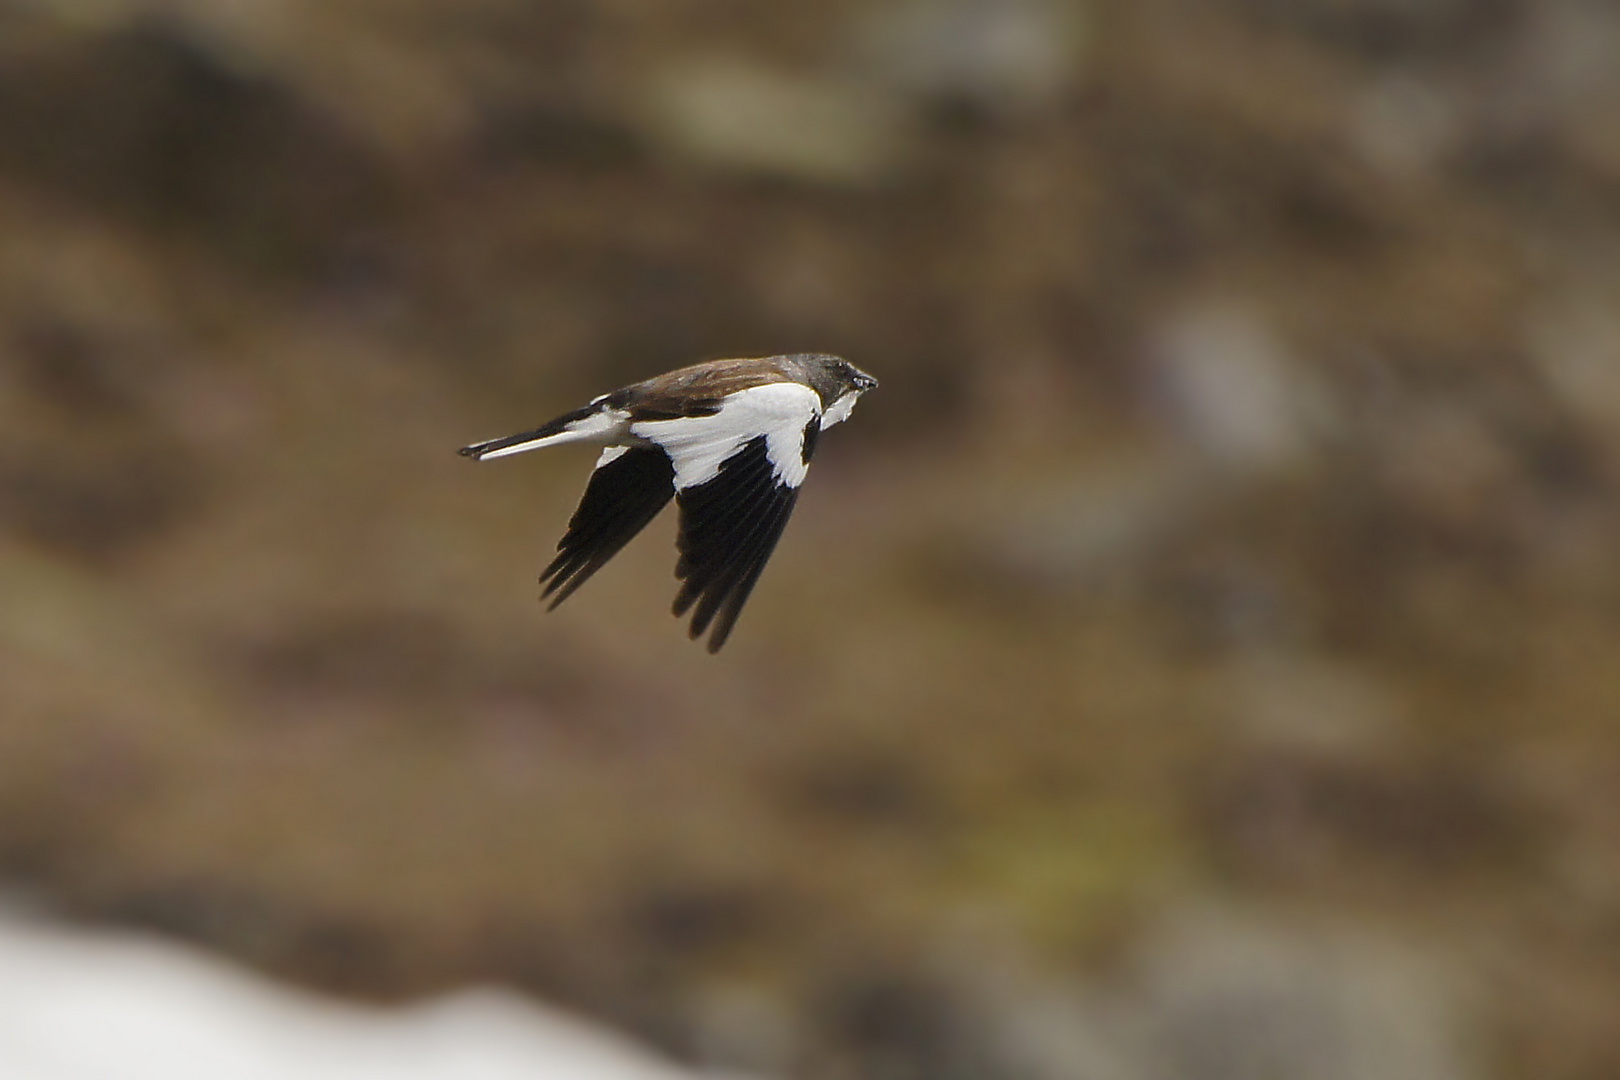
left=631, top=383, right=824, bottom=652
left=540, top=446, right=676, bottom=607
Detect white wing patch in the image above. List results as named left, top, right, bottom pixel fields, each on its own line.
left=594, top=445, right=630, bottom=468
left=632, top=382, right=821, bottom=490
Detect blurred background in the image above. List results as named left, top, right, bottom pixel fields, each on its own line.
left=1, top=0, right=1619, bottom=1077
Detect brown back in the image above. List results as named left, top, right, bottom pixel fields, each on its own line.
left=606, top=357, right=800, bottom=420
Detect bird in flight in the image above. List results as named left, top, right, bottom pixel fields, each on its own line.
left=460, top=353, right=878, bottom=652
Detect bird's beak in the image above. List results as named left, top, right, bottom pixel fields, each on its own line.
left=856, top=373, right=879, bottom=391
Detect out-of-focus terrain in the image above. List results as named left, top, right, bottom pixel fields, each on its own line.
left=1, top=1, right=1619, bottom=1077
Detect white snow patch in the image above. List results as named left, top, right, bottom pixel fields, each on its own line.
left=0, top=911, right=751, bottom=1080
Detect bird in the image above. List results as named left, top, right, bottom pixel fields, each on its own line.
left=460, top=353, right=878, bottom=652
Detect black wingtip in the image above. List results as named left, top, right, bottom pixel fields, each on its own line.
left=680, top=599, right=729, bottom=652
left=458, top=445, right=483, bottom=459
left=530, top=445, right=676, bottom=616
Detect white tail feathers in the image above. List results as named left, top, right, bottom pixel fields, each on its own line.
left=467, top=408, right=631, bottom=460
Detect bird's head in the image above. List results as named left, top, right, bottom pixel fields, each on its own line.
left=789, top=354, right=875, bottom=429
left=843, top=362, right=880, bottom=394
left=794, top=353, right=877, bottom=403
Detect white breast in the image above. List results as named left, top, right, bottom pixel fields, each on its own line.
left=820, top=390, right=862, bottom=429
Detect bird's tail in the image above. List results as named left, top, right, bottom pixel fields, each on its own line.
left=459, top=402, right=625, bottom=460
